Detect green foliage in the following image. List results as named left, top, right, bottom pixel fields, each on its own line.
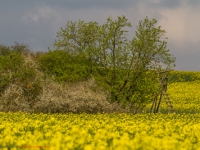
left=11, top=41, right=31, bottom=55
left=53, top=19, right=100, bottom=75
left=131, top=17, right=176, bottom=69
left=50, top=16, right=176, bottom=112
left=0, top=43, right=42, bottom=102
left=0, top=47, right=24, bottom=91
left=38, top=50, right=91, bottom=82
left=0, top=44, right=11, bottom=56
left=17, top=63, right=42, bottom=102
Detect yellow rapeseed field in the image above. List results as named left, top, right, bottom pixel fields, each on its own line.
left=167, top=81, right=200, bottom=113
left=0, top=112, right=200, bottom=150
left=1, top=82, right=200, bottom=150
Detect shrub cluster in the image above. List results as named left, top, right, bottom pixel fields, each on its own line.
left=0, top=43, right=130, bottom=113
left=1, top=42, right=200, bottom=114
left=38, top=50, right=91, bottom=82
left=0, top=43, right=42, bottom=112
left=0, top=16, right=178, bottom=114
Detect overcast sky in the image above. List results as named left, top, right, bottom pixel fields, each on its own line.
left=0, top=0, right=200, bottom=71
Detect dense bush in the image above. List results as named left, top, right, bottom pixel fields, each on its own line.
left=0, top=43, right=128, bottom=113
left=0, top=45, right=24, bottom=91
left=38, top=50, right=92, bottom=82
left=0, top=43, right=42, bottom=110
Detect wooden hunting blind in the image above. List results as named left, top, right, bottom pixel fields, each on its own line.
left=150, top=69, right=175, bottom=114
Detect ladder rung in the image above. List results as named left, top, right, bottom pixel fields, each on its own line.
left=153, top=90, right=175, bottom=113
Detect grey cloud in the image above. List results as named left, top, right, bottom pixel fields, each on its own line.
left=1, top=0, right=200, bottom=70
left=47, top=0, right=140, bottom=9
left=155, top=0, right=183, bottom=8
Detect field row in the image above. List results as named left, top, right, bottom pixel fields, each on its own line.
left=1, top=112, right=200, bottom=150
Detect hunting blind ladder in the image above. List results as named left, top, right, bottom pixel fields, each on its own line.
left=150, top=69, right=175, bottom=114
